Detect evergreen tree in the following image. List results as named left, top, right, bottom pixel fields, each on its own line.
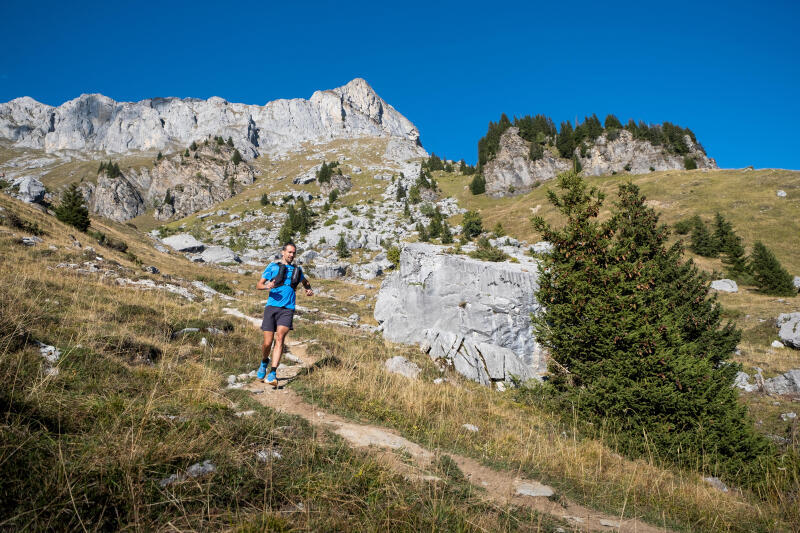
left=231, top=149, right=243, bottom=165
left=604, top=114, right=623, bottom=130
left=328, top=189, right=339, bottom=204
left=416, top=222, right=430, bottom=242
left=227, top=137, right=234, bottom=147
left=441, top=221, right=453, bottom=244
left=556, top=121, right=575, bottom=158
left=190, top=141, right=198, bottom=151
left=277, top=220, right=294, bottom=246
left=529, top=142, right=544, bottom=161
left=532, top=172, right=771, bottom=484
left=492, top=222, right=505, bottom=237
left=684, top=156, right=697, bottom=170
left=336, top=235, right=350, bottom=258
left=395, top=183, right=406, bottom=201
left=408, top=185, right=421, bottom=204
left=403, top=201, right=411, bottom=219
left=157, top=151, right=163, bottom=161
left=689, top=215, right=718, bottom=257
left=748, top=242, right=796, bottom=296
left=260, top=193, right=269, bottom=206
left=428, top=210, right=443, bottom=239
left=54, top=183, right=90, bottom=232
left=469, top=174, right=486, bottom=195
left=461, top=210, right=483, bottom=239
left=572, top=155, right=582, bottom=173
left=184, top=149, right=190, bottom=157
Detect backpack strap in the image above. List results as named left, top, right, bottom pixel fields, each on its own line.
left=290, top=265, right=303, bottom=289
left=271, top=263, right=287, bottom=286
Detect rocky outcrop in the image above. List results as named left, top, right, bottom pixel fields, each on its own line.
left=0, top=78, right=421, bottom=157
left=319, top=174, right=352, bottom=195
left=80, top=143, right=255, bottom=221
left=763, top=369, right=800, bottom=396
left=484, top=128, right=717, bottom=197
left=483, top=128, right=570, bottom=196
left=777, top=313, right=800, bottom=349
left=710, top=279, right=738, bottom=293
left=7, top=176, right=46, bottom=204
left=374, top=243, right=545, bottom=386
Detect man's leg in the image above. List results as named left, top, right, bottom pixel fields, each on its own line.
left=261, top=330, right=274, bottom=364
left=270, top=325, right=290, bottom=369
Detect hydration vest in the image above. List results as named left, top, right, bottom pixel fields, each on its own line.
left=271, top=263, right=303, bottom=289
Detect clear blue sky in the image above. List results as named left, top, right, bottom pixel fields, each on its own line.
left=1, top=0, right=798, bottom=169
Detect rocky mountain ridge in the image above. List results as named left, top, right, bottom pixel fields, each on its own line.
left=80, top=143, right=257, bottom=221
left=484, top=127, right=717, bottom=197
left=0, top=78, right=420, bottom=158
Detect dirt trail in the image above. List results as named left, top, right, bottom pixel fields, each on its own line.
left=240, top=328, right=669, bottom=532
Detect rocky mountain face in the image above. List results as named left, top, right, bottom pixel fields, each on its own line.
left=81, top=143, right=256, bottom=221
left=374, top=243, right=547, bottom=387
left=484, top=127, right=717, bottom=197
left=0, top=78, right=420, bottom=158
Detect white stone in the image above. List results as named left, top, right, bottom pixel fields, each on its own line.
left=9, top=176, right=46, bottom=203
left=384, top=356, right=421, bottom=380
left=777, top=313, right=800, bottom=349
left=200, top=245, right=240, bottom=264
left=763, top=369, right=800, bottom=395
left=710, top=279, right=738, bottom=293
left=777, top=190, right=787, bottom=197
left=162, top=233, right=205, bottom=252
left=462, top=424, right=479, bottom=432
left=781, top=412, right=797, bottom=421
left=772, top=340, right=785, bottom=348
left=734, top=371, right=758, bottom=393
left=514, top=481, right=554, bottom=498
left=703, top=476, right=728, bottom=492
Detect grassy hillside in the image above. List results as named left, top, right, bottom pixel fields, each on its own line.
left=0, top=196, right=567, bottom=531
left=439, top=168, right=800, bottom=273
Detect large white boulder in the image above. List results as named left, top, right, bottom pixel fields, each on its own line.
left=710, top=279, right=738, bottom=293
left=375, top=243, right=543, bottom=386
left=777, top=313, right=800, bottom=349
left=10, top=176, right=45, bottom=204
left=199, top=245, right=240, bottom=264
left=763, top=369, right=800, bottom=396
left=162, top=233, right=205, bottom=253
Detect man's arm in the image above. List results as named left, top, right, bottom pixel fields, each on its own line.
left=257, top=278, right=275, bottom=290
left=301, top=275, right=313, bottom=296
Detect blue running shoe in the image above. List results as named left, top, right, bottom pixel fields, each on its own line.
left=257, top=361, right=268, bottom=380
left=266, top=370, right=277, bottom=386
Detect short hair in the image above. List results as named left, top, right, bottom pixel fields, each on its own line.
left=282, top=242, right=296, bottom=251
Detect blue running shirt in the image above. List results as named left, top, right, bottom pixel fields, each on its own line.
left=262, top=262, right=303, bottom=310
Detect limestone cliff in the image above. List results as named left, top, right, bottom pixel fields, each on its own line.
left=81, top=143, right=255, bottom=221
left=484, top=127, right=717, bottom=197
left=0, top=78, right=420, bottom=157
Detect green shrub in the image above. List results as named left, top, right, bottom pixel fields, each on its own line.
left=3, top=211, right=44, bottom=236
left=260, top=193, right=269, bottom=206
left=387, top=246, right=401, bottom=267
left=689, top=215, right=718, bottom=257
left=673, top=218, right=694, bottom=235
left=336, top=235, right=350, bottom=258
left=468, top=237, right=508, bottom=262
left=461, top=210, right=483, bottom=239
left=748, top=241, right=796, bottom=296
left=469, top=174, right=485, bottom=195
left=54, top=183, right=90, bottom=232
left=231, top=149, right=242, bottom=165
left=684, top=156, right=697, bottom=170
left=440, top=222, right=453, bottom=244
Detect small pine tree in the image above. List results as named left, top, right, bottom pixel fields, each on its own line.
left=684, top=156, right=697, bottom=170
left=572, top=155, right=582, bottom=173
left=748, top=242, right=795, bottom=296
left=328, top=189, right=339, bottom=204
left=441, top=222, right=453, bottom=244
left=184, top=149, right=190, bottom=157
left=689, top=215, right=718, bottom=257
left=157, top=151, right=163, bottom=160
left=461, top=210, right=483, bottom=239
left=403, top=201, right=411, bottom=219
left=492, top=222, right=505, bottom=237
left=396, top=183, right=406, bottom=201
left=54, top=183, right=90, bottom=232
left=416, top=222, right=430, bottom=242
left=260, top=193, right=269, bottom=206
left=190, top=141, right=198, bottom=151
left=469, top=174, right=486, bottom=195
left=408, top=185, right=421, bottom=204
left=232, top=149, right=242, bottom=165
left=336, top=235, right=350, bottom=258
left=277, top=221, right=294, bottom=246
left=227, top=136, right=234, bottom=147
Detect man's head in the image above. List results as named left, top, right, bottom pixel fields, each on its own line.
left=281, top=242, right=297, bottom=264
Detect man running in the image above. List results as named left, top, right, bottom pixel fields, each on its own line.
left=256, top=242, right=313, bottom=386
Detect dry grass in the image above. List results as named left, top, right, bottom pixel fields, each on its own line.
left=0, top=196, right=567, bottom=531
left=291, top=323, right=799, bottom=533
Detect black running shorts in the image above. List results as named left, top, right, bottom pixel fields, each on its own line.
left=261, top=305, right=294, bottom=331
